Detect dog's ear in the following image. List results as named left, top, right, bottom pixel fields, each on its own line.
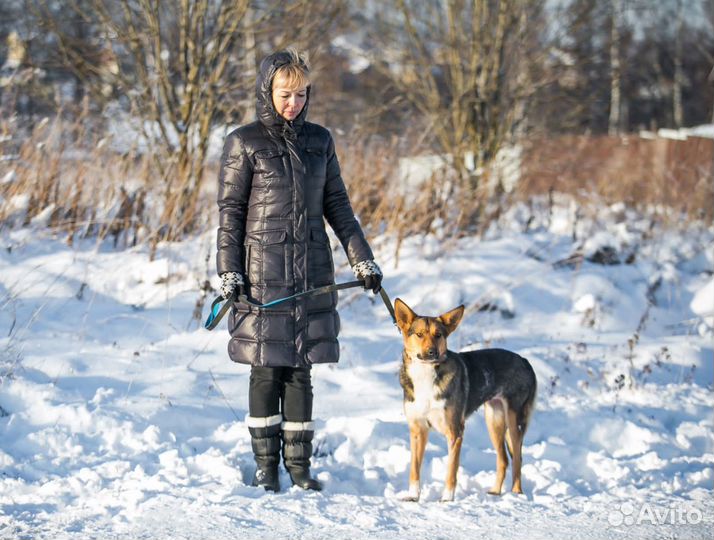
left=437, top=305, right=465, bottom=336
left=394, top=298, right=417, bottom=333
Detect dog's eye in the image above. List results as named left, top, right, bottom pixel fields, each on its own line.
left=434, top=332, right=442, bottom=338
left=416, top=332, right=424, bottom=338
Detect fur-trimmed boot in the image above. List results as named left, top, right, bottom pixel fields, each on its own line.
left=282, top=420, right=322, bottom=491
left=247, top=414, right=282, bottom=492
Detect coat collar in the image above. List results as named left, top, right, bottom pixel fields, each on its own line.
left=256, top=51, right=310, bottom=139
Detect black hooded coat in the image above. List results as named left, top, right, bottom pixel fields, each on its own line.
left=216, top=51, right=374, bottom=367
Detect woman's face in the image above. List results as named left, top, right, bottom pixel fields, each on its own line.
left=271, top=74, right=308, bottom=121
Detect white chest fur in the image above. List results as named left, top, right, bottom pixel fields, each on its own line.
left=403, top=361, right=449, bottom=434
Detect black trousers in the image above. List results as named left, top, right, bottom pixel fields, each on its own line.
left=249, top=366, right=313, bottom=422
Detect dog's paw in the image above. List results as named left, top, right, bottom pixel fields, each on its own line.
left=487, top=489, right=502, bottom=496
left=399, top=484, right=421, bottom=502
left=439, top=488, right=455, bottom=502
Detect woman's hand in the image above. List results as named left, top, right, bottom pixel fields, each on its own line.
left=220, top=272, right=244, bottom=299
left=352, top=260, right=383, bottom=293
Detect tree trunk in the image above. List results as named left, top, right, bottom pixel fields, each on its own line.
left=672, top=0, right=684, bottom=128
left=608, top=0, right=622, bottom=136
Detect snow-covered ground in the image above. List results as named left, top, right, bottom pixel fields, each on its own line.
left=1, top=202, right=712, bottom=539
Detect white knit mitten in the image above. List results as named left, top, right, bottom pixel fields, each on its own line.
left=220, top=272, right=244, bottom=299
left=352, top=260, right=383, bottom=292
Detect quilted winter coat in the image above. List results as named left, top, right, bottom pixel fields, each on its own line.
left=216, top=51, right=374, bottom=367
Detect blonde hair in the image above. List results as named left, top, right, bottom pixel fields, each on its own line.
left=273, top=48, right=310, bottom=90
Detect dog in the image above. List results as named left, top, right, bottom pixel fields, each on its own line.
left=394, top=298, right=537, bottom=502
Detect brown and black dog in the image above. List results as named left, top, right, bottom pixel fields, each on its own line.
left=395, top=298, right=537, bottom=502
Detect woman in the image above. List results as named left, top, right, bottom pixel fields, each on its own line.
left=216, top=49, right=382, bottom=492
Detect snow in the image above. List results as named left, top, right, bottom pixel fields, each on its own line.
left=397, top=145, right=522, bottom=195
left=330, top=36, right=371, bottom=74
left=103, top=103, right=232, bottom=160
left=1, top=202, right=713, bottom=539
left=691, top=277, right=714, bottom=331
left=655, top=124, right=714, bottom=141
left=684, top=124, right=714, bottom=140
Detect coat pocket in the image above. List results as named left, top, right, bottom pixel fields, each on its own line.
left=305, top=147, right=326, bottom=178
left=246, top=229, right=288, bottom=285
left=254, top=148, right=286, bottom=179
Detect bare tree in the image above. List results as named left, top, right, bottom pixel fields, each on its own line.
left=34, top=0, right=255, bottom=243
left=367, top=0, right=546, bottom=216
left=672, top=0, right=684, bottom=127
left=608, top=0, right=622, bottom=135
left=703, top=0, right=714, bottom=123
left=34, top=0, right=345, bottom=245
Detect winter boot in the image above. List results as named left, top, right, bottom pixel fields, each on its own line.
left=282, top=421, right=323, bottom=491
left=247, top=415, right=282, bottom=492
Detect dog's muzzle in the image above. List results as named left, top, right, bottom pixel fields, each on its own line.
left=416, top=351, right=445, bottom=364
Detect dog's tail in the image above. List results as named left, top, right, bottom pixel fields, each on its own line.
left=520, top=359, right=538, bottom=433
left=505, top=368, right=537, bottom=459
left=519, top=382, right=537, bottom=435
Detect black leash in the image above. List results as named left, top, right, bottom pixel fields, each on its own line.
left=204, top=280, right=396, bottom=330
left=377, top=287, right=397, bottom=325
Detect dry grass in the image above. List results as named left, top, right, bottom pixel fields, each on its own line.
left=0, top=109, right=220, bottom=256
left=337, top=133, right=461, bottom=262
left=2, top=116, right=711, bottom=257
left=0, top=111, right=150, bottom=247
left=518, top=134, right=714, bottom=224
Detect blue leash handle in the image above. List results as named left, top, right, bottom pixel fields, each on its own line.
left=204, top=280, right=367, bottom=330
left=204, top=292, right=235, bottom=330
